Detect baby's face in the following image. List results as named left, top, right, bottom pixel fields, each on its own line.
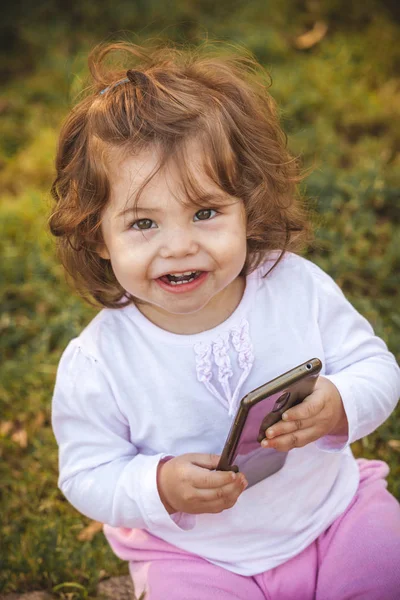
left=99, top=143, right=247, bottom=333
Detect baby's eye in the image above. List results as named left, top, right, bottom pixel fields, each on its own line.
left=193, top=209, right=217, bottom=221
left=131, top=218, right=156, bottom=230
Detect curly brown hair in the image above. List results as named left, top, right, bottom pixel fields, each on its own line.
left=50, top=41, right=312, bottom=308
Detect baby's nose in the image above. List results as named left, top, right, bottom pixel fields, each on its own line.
left=159, top=227, right=198, bottom=258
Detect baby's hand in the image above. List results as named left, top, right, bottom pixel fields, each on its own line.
left=157, top=453, right=247, bottom=515
left=260, top=376, right=348, bottom=452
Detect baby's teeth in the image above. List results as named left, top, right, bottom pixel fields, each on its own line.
left=169, top=277, right=196, bottom=285
left=166, top=271, right=200, bottom=285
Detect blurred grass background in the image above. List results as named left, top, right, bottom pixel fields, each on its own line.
left=1, top=0, right=399, bottom=597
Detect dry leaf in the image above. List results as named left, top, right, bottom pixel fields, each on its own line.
left=36, top=301, right=47, bottom=315
left=294, top=21, right=328, bottom=50
left=39, top=498, right=57, bottom=512
left=11, top=428, right=28, bottom=448
left=33, top=410, right=46, bottom=430
left=77, top=520, right=103, bottom=541
left=0, top=421, right=13, bottom=436
left=387, top=439, right=400, bottom=451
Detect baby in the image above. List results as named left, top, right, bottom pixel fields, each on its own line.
left=51, top=41, right=400, bottom=599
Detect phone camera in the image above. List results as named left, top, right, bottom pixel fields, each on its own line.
left=272, top=391, right=291, bottom=413
left=306, top=363, right=312, bottom=370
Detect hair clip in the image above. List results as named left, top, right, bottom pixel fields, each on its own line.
left=99, top=78, right=130, bottom=95
left=99, top=70, right=148, bottom=95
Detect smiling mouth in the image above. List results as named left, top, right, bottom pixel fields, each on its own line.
left=158, top=271, right=203, bottom=286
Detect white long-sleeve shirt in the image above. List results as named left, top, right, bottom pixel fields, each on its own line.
left=52, top=253, right=400, bottom=576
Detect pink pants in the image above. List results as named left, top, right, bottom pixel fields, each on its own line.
left=104, top=460, right=400, bottom=599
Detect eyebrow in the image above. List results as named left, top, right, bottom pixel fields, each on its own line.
left=117, top=205, right=158, bottom=218
left=116, top=193, right=232, bottom=219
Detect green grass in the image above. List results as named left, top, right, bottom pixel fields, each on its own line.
left=1, top=1, right=399, bottom=596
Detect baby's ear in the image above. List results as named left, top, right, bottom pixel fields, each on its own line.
left=96, top=244, right=110, bottom=260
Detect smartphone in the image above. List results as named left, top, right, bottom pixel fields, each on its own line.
left=217, top=358, right=322, bottom=488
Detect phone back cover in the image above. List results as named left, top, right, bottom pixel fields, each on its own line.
left=228, top=377, right=317, bottom=486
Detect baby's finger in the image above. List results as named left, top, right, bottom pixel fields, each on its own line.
left=264, top=416, right=315, bottom=440
left=196, top=478, right=248, bottom=512
left=281, top=391, right=326, bottom=424
left=198, top=477, right=248, bottom=502
left=191, top=465, right=239, bottom=489
left=189, top=453, right=222, bottom=470
left=261, top=425, right=320, bottom=452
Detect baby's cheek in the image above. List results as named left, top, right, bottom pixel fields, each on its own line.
left=109, top=253, right=140, bottom=287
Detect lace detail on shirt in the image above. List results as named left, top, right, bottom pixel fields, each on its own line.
left=194, top=320, right=254, bottom=415
left=230, top=320, right=254, bottom=409
left=213, top=333, right=234, bottom=403
left=194, top=340, right=228, bottom=408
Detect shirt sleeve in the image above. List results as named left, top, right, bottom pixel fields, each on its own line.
left=306, top=260, right=400, bottom=452
left=51, top=341, right=195, bottom=530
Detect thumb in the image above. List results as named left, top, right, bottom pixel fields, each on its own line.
left=188, top=453, right=221, bottom=470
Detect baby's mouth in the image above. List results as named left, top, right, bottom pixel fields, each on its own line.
left=159, top=271, right=203, bottom=286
